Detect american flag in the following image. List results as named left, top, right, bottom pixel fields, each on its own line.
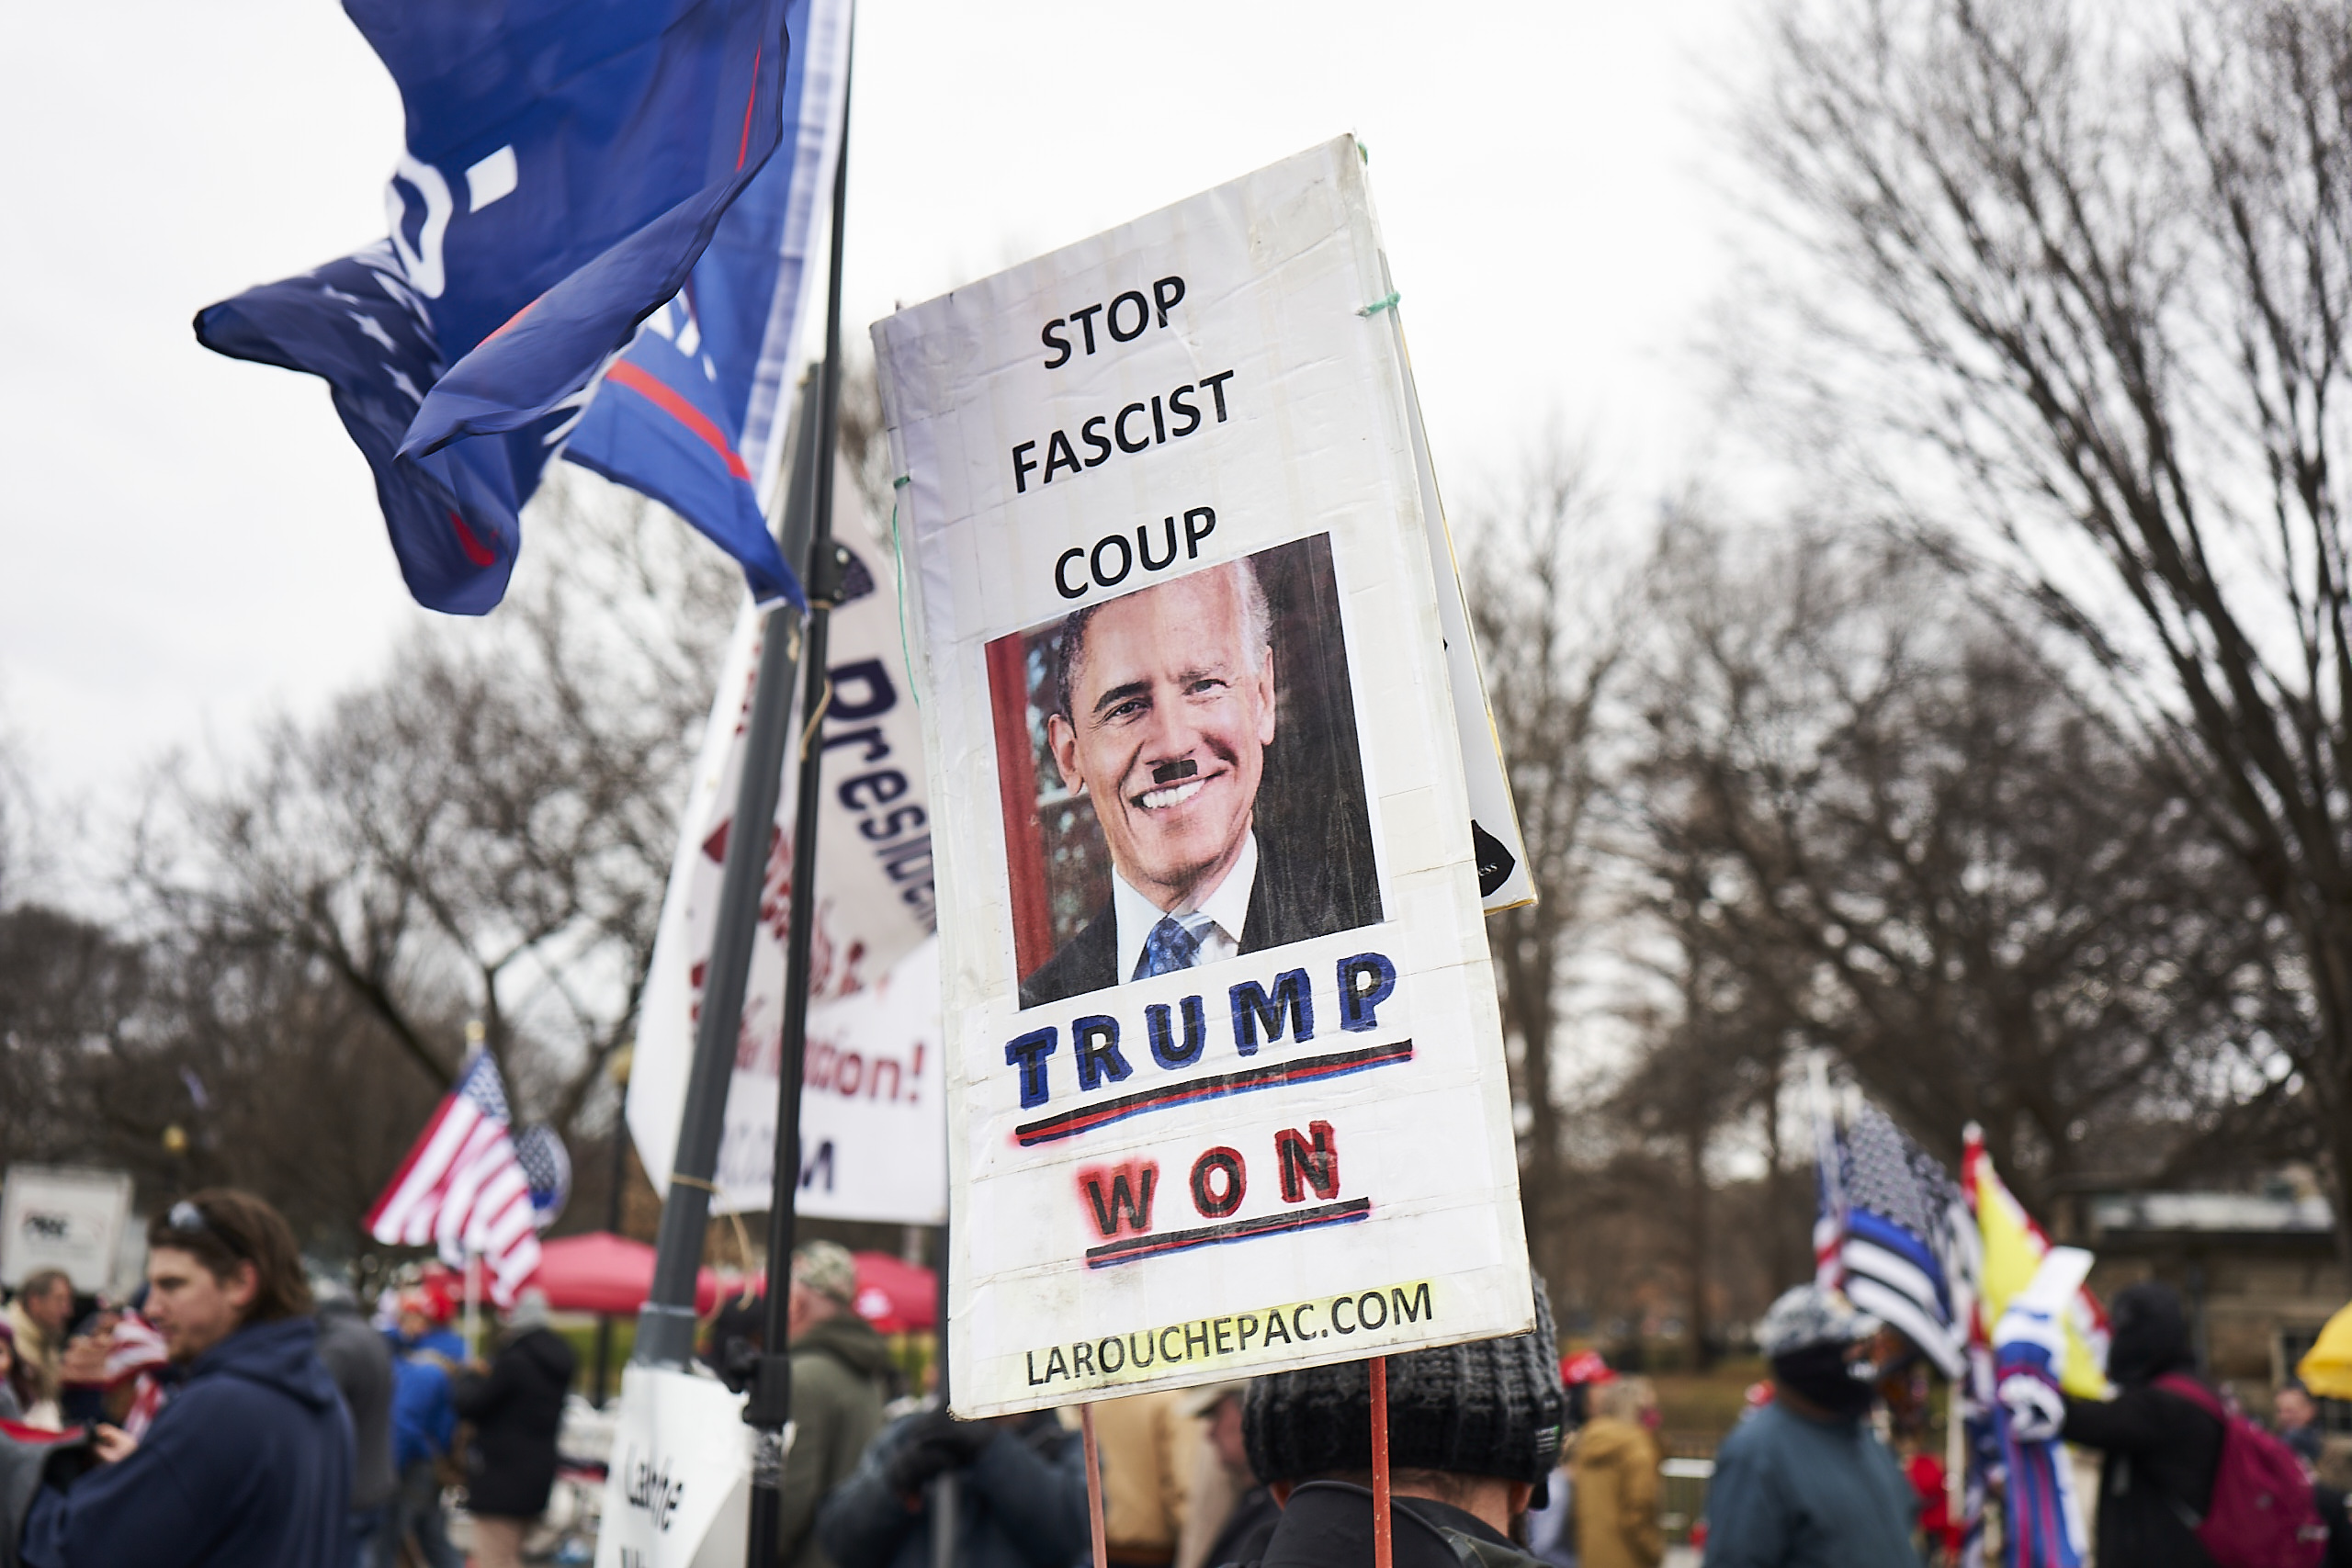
left=365, top=1052, right=541, bottom=1305
left=103, top=1313, right=171, bottom=1438
left=1839, top=1103, right=1975, bottom=1379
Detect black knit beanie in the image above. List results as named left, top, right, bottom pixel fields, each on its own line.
left=1243, top=1277, right=1566, bottom=1486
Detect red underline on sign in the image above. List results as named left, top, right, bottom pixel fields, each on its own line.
left=1084, top=1199, right=1374, bottom=1269
left=1012, top=1041, right=1415, bottom=1147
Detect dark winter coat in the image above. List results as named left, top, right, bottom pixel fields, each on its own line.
left=19, top=1315, right=355, bottom=1568
left=817, top=1410, right=1091, bottom=1568
left=1236, top=1480, right=1544, bottom=1568
left=451, top=1325, right=577, bottom=1519
left=780, top=1311, right=893, bottom=1568
left=2060, top=1283, right=2221, bottom=1568
left=1700, top=1401, right=1919, bottom=1567
left=1018, top=831, right=1384, bottom=1009
left=314, top=1301, right=398, bottom=1511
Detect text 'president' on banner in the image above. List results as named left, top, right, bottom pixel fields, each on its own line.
left=873, top=136, right=1532, bottom=1416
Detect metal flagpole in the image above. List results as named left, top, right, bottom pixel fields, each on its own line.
left=745, top=17, right=855, bottom=1565
left=594, top=1046, right=631, bottom=1406
left=631, top=462, right=818, bottom=1369
left=464, top=1249, right=482, bottom=1361
left=631, top=341, right=831, bottom=1372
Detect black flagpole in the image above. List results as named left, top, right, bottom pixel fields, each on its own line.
left=746, top=17, right=854, bottom=1566
left=632, top=396, right=821, bottom=1372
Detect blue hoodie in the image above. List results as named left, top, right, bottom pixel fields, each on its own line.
left=391, top=1352, right=458, bottom=1472
left=20, top=1315, right=355, bottom=1568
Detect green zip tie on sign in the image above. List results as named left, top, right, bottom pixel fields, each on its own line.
left=1357, top=290, right=1400, bottom=318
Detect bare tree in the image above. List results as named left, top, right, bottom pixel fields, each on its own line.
left=136, top=476, right=738, bottom=1134
left=1461, top=446, right=1634, bottom=1301
left=1741, top=0, right=2352, bottom=1242
left=1625, top=517, right=2290, bottom=1204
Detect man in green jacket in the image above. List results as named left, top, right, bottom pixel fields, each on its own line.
left=781, top=1242, right=896, bottom=1568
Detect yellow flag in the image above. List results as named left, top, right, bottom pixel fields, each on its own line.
left=1965, top=1125, right=2110, bottom=1398
left=2300, top=1301, right=2352, bottom=1400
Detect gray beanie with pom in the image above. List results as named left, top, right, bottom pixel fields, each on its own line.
left=1243, top=1276, right=1567, bottom=1486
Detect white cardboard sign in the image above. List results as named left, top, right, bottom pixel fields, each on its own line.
left=0, top=1165, right=133, bottom=1293
left=716, top=936, right=946, bottom=1223
left=629, top=458, right=940, bottom=1222
left=594, top=1365, right=752, bottom=1568
left=874, top=136, right=1531, bottom=1416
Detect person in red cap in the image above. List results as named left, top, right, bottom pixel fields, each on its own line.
left=385, top=1289, right=464, bottom=1568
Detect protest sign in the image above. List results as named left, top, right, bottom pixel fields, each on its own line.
left=874, top=135, right=1532, bottom=1415
left=1, top=1165, right=134, bottom=1293
left=628, top=459, right=938, bottom=1221
left=718, top=937, right=946, bottom=1223
left=594, top=1364, right=752, bottom=1568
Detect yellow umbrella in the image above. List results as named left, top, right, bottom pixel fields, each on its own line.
left=2298, top=1300, right=2352, bottom=1399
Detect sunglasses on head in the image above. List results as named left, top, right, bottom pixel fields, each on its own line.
left=164, top=1201, right=247, bottom=1258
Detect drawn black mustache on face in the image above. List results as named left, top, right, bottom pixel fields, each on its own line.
left=1150, top=759, right=1200, bottom=786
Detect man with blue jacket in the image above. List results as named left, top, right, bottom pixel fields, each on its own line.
left=18, top=1190, right=354, bottom=1568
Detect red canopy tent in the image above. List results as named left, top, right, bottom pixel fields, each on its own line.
left=526, top=1231, right=723, bottom=1316
left=521, top=1235, right=933, bottom=1330
left=847, top=1252, right=936, bottom=1333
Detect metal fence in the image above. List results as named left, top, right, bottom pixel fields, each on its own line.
left=1659, top=1456, right=1714, bottom=1544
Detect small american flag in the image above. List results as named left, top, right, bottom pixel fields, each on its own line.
left=365, top=1052, right=541, bottom=1305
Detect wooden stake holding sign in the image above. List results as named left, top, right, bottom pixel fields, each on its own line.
left=1080, top=1404, right=1109, bottom=1568
left=1371, top=1358, right=1395, bottom=1568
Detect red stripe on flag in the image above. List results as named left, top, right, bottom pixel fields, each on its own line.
left=447, top=511, right=497, bottom=568
left=737, top=45, right=762, bottom=170
left=363, top=1092, right=463, bottom=1235
left=605, top=360, right=752, bottom=479
left=482, top=295, right=537, bottom=345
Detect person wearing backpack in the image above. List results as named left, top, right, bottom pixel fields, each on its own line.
left=2059, top=1280, right=2325, bottom=1568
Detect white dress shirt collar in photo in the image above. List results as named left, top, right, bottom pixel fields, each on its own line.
left=1112, top=830, right=1259, bottom=983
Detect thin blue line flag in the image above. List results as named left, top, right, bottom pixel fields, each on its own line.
left=194, top=0, right=802, bottom=616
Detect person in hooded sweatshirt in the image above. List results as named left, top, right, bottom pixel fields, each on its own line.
left=451, top=1287, right=577, bottom=1568
left=1226, top=1277, right=1569, bottom=1568
left=311, top=1280, right=398, bottom=1568
left=776, top=1242, right=894, bottom=1568
left=18, top=1189, right=353, bottom=1568
left=2057, top=1280, right=2223, bottom=1568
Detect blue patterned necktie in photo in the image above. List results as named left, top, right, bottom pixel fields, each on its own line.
left=1136, top=911, right=1216, bottom=979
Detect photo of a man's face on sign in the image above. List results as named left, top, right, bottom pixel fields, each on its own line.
left=984, top=534, right=1385, bottom=1010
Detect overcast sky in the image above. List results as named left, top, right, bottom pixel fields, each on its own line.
left=0, top=0, right=1755, bottom=838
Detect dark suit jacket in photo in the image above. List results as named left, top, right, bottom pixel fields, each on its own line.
left=1017, top=832, right=1383, bottom=1010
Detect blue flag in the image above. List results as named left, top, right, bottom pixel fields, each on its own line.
left=196, top=0, right=799, bottom=615
left=563, top=0, right=850, bottom=601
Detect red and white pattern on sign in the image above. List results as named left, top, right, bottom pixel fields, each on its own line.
left=363, top=1052, right=541, bottom=1305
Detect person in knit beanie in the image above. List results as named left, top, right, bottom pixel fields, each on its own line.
left=1232, top=1277, right=1567, bottom=1568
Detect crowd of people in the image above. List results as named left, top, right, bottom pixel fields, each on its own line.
left=6, top=1197, right=2351, bottom=1568
left=0, top=1189, right=576, bottom=1568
